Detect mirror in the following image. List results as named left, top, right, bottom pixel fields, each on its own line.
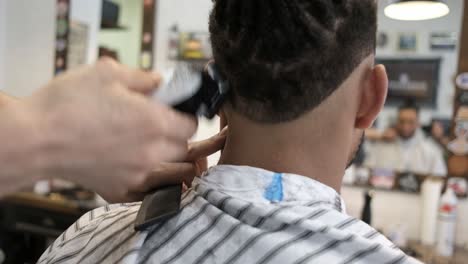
left=344, top=0, right=466, bottom=193
left=54, top=0, right=156, bottom=75
left=98, top=0, right=155, bottom=70
left=374, top=0, right=465, bottom=128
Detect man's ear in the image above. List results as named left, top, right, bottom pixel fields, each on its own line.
left=355, top=64, right=388, bottom=129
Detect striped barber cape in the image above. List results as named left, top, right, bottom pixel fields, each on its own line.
left=38, top=165, right=420, bottom=264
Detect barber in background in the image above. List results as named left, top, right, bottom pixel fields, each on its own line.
left=365, top=103, right=447, bottom=176
left=0, top=58, right=225, bottom=202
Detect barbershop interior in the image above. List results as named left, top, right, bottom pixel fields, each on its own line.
left=0, top=0, right=468, bottom=263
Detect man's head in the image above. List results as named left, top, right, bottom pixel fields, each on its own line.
left=210, top=0, right=388, bottom=180
left=396, top=103, right=420, bottom=140
left=210, top=0, right=381, bottom=123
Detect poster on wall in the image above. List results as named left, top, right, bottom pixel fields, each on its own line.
left=54, top=0, right=70, bottom=75
left=456, top=72, right=468, bottom=90
left=376, top=58, right=440, bottom=108
left=448, top=107, right=468, bottom=156
left=430, top=32, right=457, bottom=51
left=377, top=32, right=389, bottom=49
left=140, top=0, right=156, bottom=70
left=67, top=22, right=89, bottom=70
left=398, top=33, right=418, bottom=52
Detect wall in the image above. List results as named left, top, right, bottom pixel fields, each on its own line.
left=99, top=0, right=143, bottom=68
left=0, top=0, right=6, bottom=90
left=2, top=0, right=55, bottom=97
left=375, top=0, right=464, bottom=128
left=70, top=0, right=102, bottom=65
left=0, top=0, right=101, bottom=95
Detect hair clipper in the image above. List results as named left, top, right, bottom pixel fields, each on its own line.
left=134, top=62, right=229, bottom=231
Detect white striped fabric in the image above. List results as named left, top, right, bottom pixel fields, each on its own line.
left=38, top=165, right=421, bottom=264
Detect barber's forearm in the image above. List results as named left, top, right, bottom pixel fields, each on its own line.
left=0, top=95, right=48, bottom=197
left=0, top=91, right=13, bottom=107
left=364, top=128, right=382, bottom=141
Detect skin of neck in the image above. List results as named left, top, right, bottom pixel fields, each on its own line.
left=219, top=56, right=383, bottom=192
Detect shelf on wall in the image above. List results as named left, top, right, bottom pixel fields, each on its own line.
left=100, top=24, right=128, bottom=30
left=342, top=183, right=421, bottom=196
left=171, top=57, right=211, bottom=63
left=342, top=182, right=467, bottom=199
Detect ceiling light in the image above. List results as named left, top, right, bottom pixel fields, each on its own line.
left=384, top=0, right=450, bottom=21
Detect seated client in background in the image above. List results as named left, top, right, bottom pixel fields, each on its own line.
left=365, top=103, right=447, bottom=177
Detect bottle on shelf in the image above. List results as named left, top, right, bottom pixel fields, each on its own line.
left=168, top=24, right=179, bottom=60
left=436, top=186, right=458, bottom=257
left=420, top=178, right=443, bottom=245
left=361, top=190, right=373, bottom=225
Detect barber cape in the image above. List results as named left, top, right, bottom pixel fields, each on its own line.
left=38, top=165, right=420, bottom=264
left=364, top=129, right=447, bottom=176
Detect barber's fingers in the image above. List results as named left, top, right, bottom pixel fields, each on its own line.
left=97, top=57, right=161, bottom=94
left=144, top=163, right=198, bottom=192
left=122, top=192, right=146, bottom=203
left=121, top=69, right=160, bottom=94
left=195, top=158, right=208, bottom=175
left=123, top=163, right=197, bottom=202
left=186, top=127, right=228, bottom=161
left=148, top=139, right=190, bottom=164
left=152, top=104, right=198, bottom=142
left=125, top=130, right=228, bottom=201
left=113, top=163, right=198, bottom=202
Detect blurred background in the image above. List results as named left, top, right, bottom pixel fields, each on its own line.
left=0, top=0, right=467, bottom=263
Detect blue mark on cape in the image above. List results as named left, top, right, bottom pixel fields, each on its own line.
left=264, top=173, right=284, bottom=203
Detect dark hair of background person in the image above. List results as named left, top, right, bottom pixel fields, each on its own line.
left=209, top=0, right=378, bottom=123
left=398, top=100, right=420, bottom=116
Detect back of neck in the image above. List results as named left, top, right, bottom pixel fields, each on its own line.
left=218, top=111, right=353, bottom=192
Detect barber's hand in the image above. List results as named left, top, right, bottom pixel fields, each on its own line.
left=143, top=128, right=227, bottom=199
left=381, top=128, right=397, bottom=142
left=26, top=58, right=197, bottom=202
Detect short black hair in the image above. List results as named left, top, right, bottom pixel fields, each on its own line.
left=209, top=0, right=378, bottom=123
left=398, top=101, right=420, bottom=116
